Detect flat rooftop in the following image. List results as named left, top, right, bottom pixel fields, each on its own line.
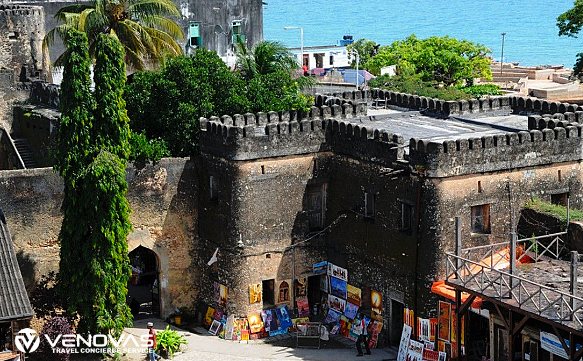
left=356, top=108, right=528, bottom=144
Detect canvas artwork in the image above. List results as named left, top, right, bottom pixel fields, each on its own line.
left=219, top=284, right=228, bottom=308
left=209, top=320, right=222, bottom=335
left=276, top=305, right=293, bottom=330
left=327, top=262, right=348, bottom=281
left=330, top=276, right=348, bottom=299
left=344, top=302, right=359, bottom=320
left=367, top=320, right=383, bottom=349
left=224, top=315, right=235, bottom=340
left=204, top=306, right=216, bottom=327
left=370, top=290, right=383, bottom=321
left=295, top=277, right=307, bottom=297
left=438, top=351, right=447, bottom=361
left=261, top=309, right=278, bottom=333
left=396, top=324, right=412, bottom=361
left=437, top=341, right=446, bottom=352
left=438, top=301, right=451, bottom=341
left=296, top=297, right=310, bottom=317
left=213, top=308, right=224, bottom=321
left=406, top=340, right=424, bottom=361
left=430, top=318, right=438, bottom=342
left=323, top=308, right=342, bottom=324
left=247, top=312, right=264, bottom=334
left=423, top=349, right=439, bottom=361
left=313, top=261, right=328, bottom=275
left=276, top=280, right=291, bottom=305
left=339, top=316, right=351, bottom=337
left=328, top=294, right=347, bottom=313
left=249, top=283, right=262, bottom=304
left=420, top=318, right=431, bottom=342
left=347, top=284, right=362, bottom=305
left=424, top=340, right=435, bottom=350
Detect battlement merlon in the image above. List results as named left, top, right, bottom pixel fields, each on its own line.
left=199, top=108, right=404, bottom=165
left=409, top=125, right=583, bottom=178
left=0, top=4, right=44, bottom=16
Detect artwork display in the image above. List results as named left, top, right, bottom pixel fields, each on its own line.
left=437, top=341, right=446, bottom=352
left=339, top=316, right=351, bottom=337
left=367, top=320, right=383, bottom=349
left=204, top=306, right=216, bottom=327
left=247, top=312, right=264, bottom=334
left=209, top=320, right=222, bottom=335
left=295, top=277, right=307, bottom=297
left=224, top=315, right=235, bottom=340
left=296, top=297, right=310, bottom=317
left=422, top=349, right=439, bottom=361
left=275, top=305, right=293, bottom=330
left=320, top=275, right=329, bottom=293
left=397, top=324, right=412, bottom=361
left=313, top=261, right=328, bottom=275
left=438, top=351, right=447, bottom=361
left=327, top=262, right=348, bottom=281
left=213, top=282, right=228, bottom=308
left=249, top=283, right=262, bottom=304
left=406, top=340, right=424, bottom=361
left=430, top=318, right=438, bottom=342
left=370, top=290, right=383, bottom=321
left=328, top=294, right=347, bottom=313
left=347, top=284, right=362, bottom=305
left=424, top=340, right=435, bottom=350
left=213, top=308, right=224, bottom=321
left=276, top=280, right=291, bottom=305
left=420, top=318, right=431, bottom=342
left=323, top=308, right=342, bottom=324
left=438, top=301, right=451, bottom=341
left=344, top=302, right=359, bottom=320
left=404, top=308, right=415, bottom=327
left=261, top=309, right=278, bottom=333
left=330, top=276, right=348, bottom=299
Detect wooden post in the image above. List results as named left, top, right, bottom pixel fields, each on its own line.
left=508, top=311, right=514, bottom=361
left=510, top=232, right=517, bottom=289
left=455, top=289, right=462, bottom=360
left=571, top=251, right=578, bottom=319
left=455, top=216, right=462, bottom=276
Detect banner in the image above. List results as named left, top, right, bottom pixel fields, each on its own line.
left=397, top=324, right=412, bottom=361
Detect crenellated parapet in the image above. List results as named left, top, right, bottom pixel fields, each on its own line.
left=409, top=126, right=583, bottom=178
left=199, top=106, right=403, bottom=165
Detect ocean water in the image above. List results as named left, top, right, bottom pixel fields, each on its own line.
left=264, top=0, right=582, bottom=67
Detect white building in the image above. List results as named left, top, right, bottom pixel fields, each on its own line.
left=288, top=45, right=352, bottom=70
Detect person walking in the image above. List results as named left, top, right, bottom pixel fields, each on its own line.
left=147, top=322, right=161, bottom=361
left=355, top=313, right=371, bottom=356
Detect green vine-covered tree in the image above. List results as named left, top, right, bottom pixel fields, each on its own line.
left=56, top=29, right=132, bottom=336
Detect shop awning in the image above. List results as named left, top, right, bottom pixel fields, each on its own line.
left=431, top=281, right=483, bottom=308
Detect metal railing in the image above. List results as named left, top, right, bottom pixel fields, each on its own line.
left=446, top=231, right=583, bottom=327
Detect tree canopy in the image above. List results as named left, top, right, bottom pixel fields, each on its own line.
left=125, top=46, right=312, bottom=156
left=557, top=0, right=583, bottom=77
left=346, top=38, right=379, bottom=68
left=364, top=35, right=492, bottom=86
left=44, top=0, right=184, bottom=69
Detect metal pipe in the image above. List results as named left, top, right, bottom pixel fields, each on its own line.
left=500, top=32, right=506, bottom=75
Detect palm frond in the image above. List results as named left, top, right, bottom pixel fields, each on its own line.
left=128, top=0, right=180, bottom=18
left=78, top=8, right=96, bottom=33
left=54, top=4, right=92, bottom=22
left=143, top=26, right=183, bottom=56
left=141, top=15, right=184, bottom=40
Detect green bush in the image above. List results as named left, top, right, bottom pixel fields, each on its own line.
left=369, top=74, right=472, bottom=101
left=525, top=198, right=583, bottom=223
left=129, top=131, right=170, bottom=168
left=459, top=84, right=502, bottom=98
left=156, top=326, right=188, bottom=357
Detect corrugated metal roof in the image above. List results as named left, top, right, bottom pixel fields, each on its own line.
left=0, top=210, right=33, bottom=322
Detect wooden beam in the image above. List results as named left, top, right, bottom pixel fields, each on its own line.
left=552, top=325, right=570, bottom=357
left=512, top=315, right=530, bottom=337
left=459, top=294, right=477, bottom=315
left=456, top=290, right=462, bottom=359
left=494, top=303, right=509, bottom=329
left=508, top=311, right=514, bottom=361
left=573, top=340, right=583, bottom=361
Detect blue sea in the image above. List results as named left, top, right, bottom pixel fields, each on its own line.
left=264, top=0, right=581, bottom=67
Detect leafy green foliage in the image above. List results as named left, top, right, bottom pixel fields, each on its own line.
left=525, top=198, right=583, bottom=223
left=129, top=131, right=170, bottom=168
left=156, top=326, right=188, bottom=357
left=557, top=0, right=583, bottom=37
left=44, top=0, right=184, bottom=69
left=236, top=40, right=299, bottom=80
left=56, top=30, right=132, bottom=337
left=364, top=35, right=492, bottom=86
left=346, top=39, right=379, bottom=68
left=458, top=84, right=503, bottom=98
left=125, top=47, right=312, bottom=156
left=369, top=74, right=472, bottom=100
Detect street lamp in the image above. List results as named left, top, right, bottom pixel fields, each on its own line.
left=500, top=32, right=507, bottom=75
left=347, top=49, right=360, bottom=90
left=284, top=26, right=304, bottom=68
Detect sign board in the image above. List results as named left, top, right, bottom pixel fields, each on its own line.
left=397, top=324, right=412, bottom=361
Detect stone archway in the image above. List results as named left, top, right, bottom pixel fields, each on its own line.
left=128, top=246, right=160, bottom=318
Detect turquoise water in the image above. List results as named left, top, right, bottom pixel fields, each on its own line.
left=264, top=0, right=582, bottom=67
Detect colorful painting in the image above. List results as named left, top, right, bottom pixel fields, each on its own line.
left=430, top=318, right=438, bottom=342
left=327, top=262, right=348, bottom=281
left=367, top=320, right=383, bottom=349
left=276, top=280, right=291, bottom=305
left=320, top=275, right=329, bottom=293
left=276, top=305, right=293, bottom=330
left=370, top=290, right=383, bottom=321
left=249, top=283, right=262, bottom=304
left=344, top=302, right=359, bottom=320
left=424, top=340, right=435, bottom=350
left=328, top=294, right=347, bottom=313
left=339, top=316, right=351, bottom=337
left=313, top=261, right=328, bottom=275
left=330, top=276, right=348, bottom=299
left=261, top=309, right=278, bottom=332
left=323, top=308, right=342, bottom=324
left=406, top=339, right=424, bottom=361
left=296, top=297, right=310, bottom=317
left=219, top=284, right=228, bottom=308
left=295, top=277, right=307, bottom=297
left=247, top=312, right=264, bottom=334
left=397, top=324, right=412, bottom=361
left=347, top=284, right=362, bottom=305
left=292, top=317, right=309, bottom=328
left=420, top=318, right=431, bottom=342
left=213, top=308, right=224, bottom=321
left=209, top=320, right=222, bottom=335
left=404, top=308, right=415, bottom=327
left=204, top=306, right=216, bottom=327
left=423, top=349, right=439, bottom=361
left=438, top=301, right=451, bottom=341
left=437, top=341, right=446, bottom=352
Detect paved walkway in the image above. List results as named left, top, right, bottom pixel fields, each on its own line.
left=121, top=318, right=397, bottom=361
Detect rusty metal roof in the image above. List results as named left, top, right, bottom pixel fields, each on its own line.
left=0, top=210, right=33, bottom=322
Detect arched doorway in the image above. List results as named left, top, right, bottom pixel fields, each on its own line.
left=127, top=246, right=160, bottom=318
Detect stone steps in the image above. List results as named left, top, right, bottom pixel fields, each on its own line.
left=12, top=138, right=37, bottom=169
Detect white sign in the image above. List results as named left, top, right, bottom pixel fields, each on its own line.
left=407, top=339, right=425, bottom=361
left=540, top=331, right=569, bottom=359
left=397, top=324, right=412, bottom=361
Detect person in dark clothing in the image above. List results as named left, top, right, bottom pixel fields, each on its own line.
left=355, top=313, right=371, bottom=356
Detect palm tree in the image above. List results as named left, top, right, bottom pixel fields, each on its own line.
left=235, top=40, right=299, bottom=80
left=44, top=0, right=184, bottom=70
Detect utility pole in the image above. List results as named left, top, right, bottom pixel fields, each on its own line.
left=500, top=32, right=506, bottom=75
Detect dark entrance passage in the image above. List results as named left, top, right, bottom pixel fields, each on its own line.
left=127, top=246, right=160, bottom=319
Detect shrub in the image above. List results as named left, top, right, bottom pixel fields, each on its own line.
left=156, top=326, right=188, bottom=358
left=459, top=84, right=502, bottom=98
left=525, top=198, right=583, bottom=223
left=38, top=317, right=73, bottom=361
left=129, top=131, right=170, bottom=169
